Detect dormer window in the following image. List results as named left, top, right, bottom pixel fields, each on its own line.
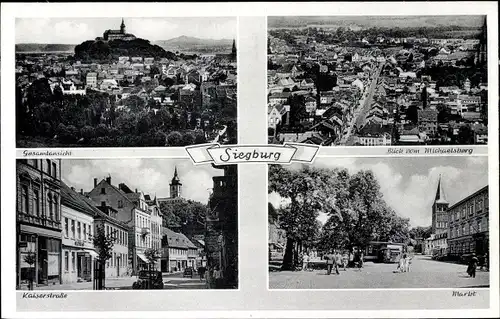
left=101, top=188, right=106, bottom=194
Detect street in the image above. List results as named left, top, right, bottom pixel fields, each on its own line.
left=269, top=255, right=490, bottom=289
left=340, top=62, right=383, bottom=145
left=26, top=272, right=207, bottom=290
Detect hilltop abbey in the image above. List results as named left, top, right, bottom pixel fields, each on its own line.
left=96, top=18, right=137, bottom=41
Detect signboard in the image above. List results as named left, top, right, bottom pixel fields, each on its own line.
left=19, top=242, right=28, bottom=248
left=75, top=240, right=85, bottom=247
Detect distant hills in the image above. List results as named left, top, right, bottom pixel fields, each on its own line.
left=268, top=15, right=485, bottom=30
left=154, top=36, right=233, bottom=47
left=16, top=43, right=76, bottom=53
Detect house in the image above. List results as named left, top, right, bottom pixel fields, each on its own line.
left=86, top=72, right=97, bottom=88
left=87, top=177, right=161, bottom=274
left=305, top=96, right=317, bottom=113
left=60, top=79, right=86, bottom=95
left=268, top=104, right=289, bottom=129
left=161, top=227, right=200, bottom=273
left=268, top=92, right=291, bottom=106
left=417, top=109, right=438, bottom=137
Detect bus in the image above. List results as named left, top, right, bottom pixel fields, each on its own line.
left=364, top=241, right=406, bottom=263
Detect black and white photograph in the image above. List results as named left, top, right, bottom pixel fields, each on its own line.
left=268, top=157, right=490, bottom=289
left=15, top=17, right=237, bottom=148
left=267, top=16, right=488, bottom=146
left=16, top=158, right=238, bottom=290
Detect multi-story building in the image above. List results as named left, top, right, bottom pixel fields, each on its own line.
left=86, top=72, right=97, bottom=88
left=88, top=176, right=154, bottom=274
left=205, top=164, right=238, bottom=289
left=16, top=159, right=62, bottom=289
left=447, top=185, right=489, bottom=258
left=60, top=182, right=97, bottom=284
left=93, top=203, right=130, bottom=277
left=146, top=195, right=162, bottom=270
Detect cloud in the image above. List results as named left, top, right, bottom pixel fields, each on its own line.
left=53, top=21, right=94, bottom=43
left=62, top=159, right=218, bottom=205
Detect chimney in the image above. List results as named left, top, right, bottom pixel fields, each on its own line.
left=135, top=188, right=137, bottom=193
left=80, top=189, right=84, bottom=195
left=106, top=176, right=111, bottom=184
left=94, top=178, right=98, bottom=187
left=119, top=183, right=125, bottom=190
left=71, top=187, right=75, bottom=191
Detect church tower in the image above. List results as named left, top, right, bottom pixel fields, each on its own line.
left=231, top=39, right=236, bottom=60
left=120, top=18, right=126, bottom=34
left=432, top=175, right=449, bottom=234
left=169, top=166, right=182, bottom=198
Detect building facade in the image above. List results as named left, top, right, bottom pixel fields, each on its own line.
left=161, top=227, right=199, bottom=272
left=60, top=182, right=97, bottom=284
left=205, top=164, right=238, bottom=289
left=17, top=159, right=62, bottom=289
left=447, top=185, right=489, bottom=258
left=87, top=176, right=156, bottom=274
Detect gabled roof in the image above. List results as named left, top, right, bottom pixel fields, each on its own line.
left=162, top=227, right=198, bottom=249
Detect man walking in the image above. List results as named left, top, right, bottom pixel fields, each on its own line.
left=325, top=250, right=335, bottom=275
left=334, top=250, right=342, bottom=275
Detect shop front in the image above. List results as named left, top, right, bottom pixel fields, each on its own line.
left=18, top=225, right=62, bottom=288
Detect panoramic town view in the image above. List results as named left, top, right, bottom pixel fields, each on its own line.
left=268, top=157, right=489, bottom=288
left=267, top=16, right=488, bottom=146
left=16, top=159, right=238, bottom=290
left=15, top=17, right=237, bottom=147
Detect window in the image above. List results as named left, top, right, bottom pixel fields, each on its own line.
left=46, top=160, right=51, bottom=175
left=53, top=195, right=58, bottom=221
left=106, top=226, right=109, bottom=236
left=21, top=185, right=29, bottom=213
left=478, top=219, right=482, bottom=232
left=461, top=207, right=466, bottom=218
left=33, top=189, right=40, bottom=216
left=72, top=252, right=76, bottom=271
left=64, top=218, right=69, bottom=237
left=101, top=188, right=106, bottom=194
left=118, top=200, right=123, bottom=208
left=65, top=252, right=69, bottom=271
left=462, top=224, right=466, bottom=236
left=47, top=193, right=53, bottom=219
left=83, top=224, right=87, bottom=240
left=77, top=222, right=81, bottom=239
left=52, top=163, right=57, bottom=178
left=477, top=198, right=483, bottom=211
left=71, top=220, right=75, bottom=238
left=469, top=204, right=474, bottom=216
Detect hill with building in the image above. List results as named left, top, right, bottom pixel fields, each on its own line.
left=154, top=36, right=234, bottom=54
left=74, top=38, right=177, bottom=61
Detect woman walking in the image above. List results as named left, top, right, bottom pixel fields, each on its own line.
left=467, top=254, right=479, bottom=278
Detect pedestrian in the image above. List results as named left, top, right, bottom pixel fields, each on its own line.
left=325, top=250, right=335, bottom=275
left=353, top=250, right=361, bottom=271
left=349, top=250, right=354, bottom=268
left=342, top=251, right=348, bottom=271
left=334, top=250, right=341, bottom=275
left=359, top=251, right=364, bottom=269
left=198, top=266, right=206, bottom=281
left=405, top=253, right=412, bottom=272
left=214, top=266, right=224, bottom=288
left=467, top=254, right=479, bottom=278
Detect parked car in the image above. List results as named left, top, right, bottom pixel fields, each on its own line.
left=132, top=270, right=164, bottom=289
left=183, top=267, right=194, bottom=278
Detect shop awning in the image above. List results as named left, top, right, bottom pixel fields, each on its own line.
left=136, top=253, right=148, bottom=262
left=84, top=249, right=98, bottom=258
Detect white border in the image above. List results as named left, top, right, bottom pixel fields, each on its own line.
left=1, top=1, right=499, bottom=318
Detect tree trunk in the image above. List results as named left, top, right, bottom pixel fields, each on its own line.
left=281, top=238, right=295, bottom=271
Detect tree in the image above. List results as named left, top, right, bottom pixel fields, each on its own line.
left=23, top=251, right=36, bottom=290
left=166, top=131, right=183, bottom=146
left=92, top=224, right=117, bottom=289
left=143, top=248, right=161, bottom=289
left=268, top=165, right=335, bottom=270
left=457, top=125, right=474, bottom=144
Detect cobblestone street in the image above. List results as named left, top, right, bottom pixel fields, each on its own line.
left=269, top=255, right=490, bottom=289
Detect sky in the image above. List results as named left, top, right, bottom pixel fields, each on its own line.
left=15, top=17, right=237, bottom=44
left=269, top=157, right=488, bottom=227
left=62, top=159, right=223, bottom=204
